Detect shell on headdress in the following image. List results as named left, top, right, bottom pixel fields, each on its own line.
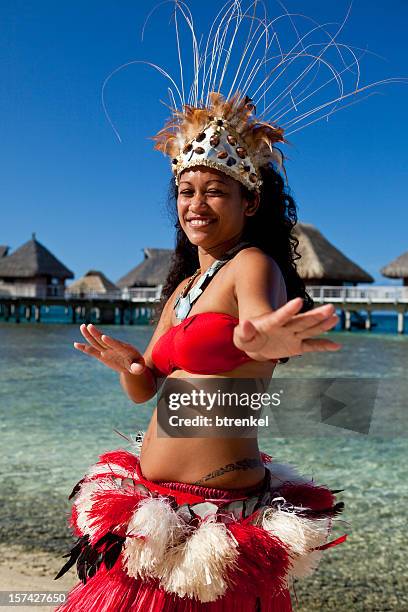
left=217, top=150, right=228, bottom=159
left=209, top=134, right=220, bottom=147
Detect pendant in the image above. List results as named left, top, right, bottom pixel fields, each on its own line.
left=173, top=241, right=253, bottom=321
left=175, top=295, right=192, bottom=320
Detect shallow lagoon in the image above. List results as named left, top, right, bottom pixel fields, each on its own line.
left=0, top=320, right=407, bottom=610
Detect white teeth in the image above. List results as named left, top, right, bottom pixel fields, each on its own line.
left=188, top=219, right=213, bottom=226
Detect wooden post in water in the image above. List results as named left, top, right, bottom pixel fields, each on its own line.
left=25, top=305, right=32, bottom=321
left=397, top=310, right=405, bottom=334
left=4, top=304, right=10, bottom=322
left=15, top=302, right=21, bottom=324
left=72, top=305, right=77, bottom=324
left=129, top=306, right=134, bottom=325
left=344, top=310, right=351, bottom=331
left=34, top=305, right=41, bottom=323
left=99, top=306, right=115, bottom=324
left=119, top=307, right=125, bottom=325
left=84, top=305, right=91, bottom=324
left=365, top=310, right=372, bottom=331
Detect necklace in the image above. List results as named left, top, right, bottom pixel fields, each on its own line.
left=180, top=267, right=201, bottom=298
left=174, top=240, right=252, bottom=321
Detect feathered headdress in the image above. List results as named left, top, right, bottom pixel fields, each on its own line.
left=102, top=0, right=406, bottom=191
left=152, top=91, right=285, bottom=191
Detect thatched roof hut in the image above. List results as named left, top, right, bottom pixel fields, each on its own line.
left=293, top=223, right=373, bottom=285
left=380, top=251, right=408, bottom=286
left=117, top=224, right=372, bottom=288
left=117, top=248, right=173, bottom=288
left=67, top=270, right=119, bottom=295
left=0, top=235, right=73, bottom=280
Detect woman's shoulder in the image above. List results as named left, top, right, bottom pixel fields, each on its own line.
left=231, top=246, right=287, bottom=306
left=233, top=246, right=283, bottom=277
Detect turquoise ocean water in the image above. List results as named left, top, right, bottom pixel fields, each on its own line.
left=0, top=314, right=407, bottom=610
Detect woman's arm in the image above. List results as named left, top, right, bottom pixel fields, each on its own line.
left=118, top=312, right=171, bottom=404
left=233, top=247, right=287, bottom=319
left=119, top=366, right=158, bottom=404
left=232, top=247, right=341, bottom=359
left=119, top=278, right=188, bottom=403
left=75, top=323, right=158, bottom=404
left=75, top=280, right=187, bottom=404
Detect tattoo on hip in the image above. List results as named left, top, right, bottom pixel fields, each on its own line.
left=192, top=457, right=263, bottom=485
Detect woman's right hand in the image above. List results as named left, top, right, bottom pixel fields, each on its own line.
left=74, top=324, right=146, bottom=375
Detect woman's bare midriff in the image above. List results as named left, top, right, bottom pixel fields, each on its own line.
left=139, top=249, right=284, bottom=489
left=139, top=360, right=275, bottom=489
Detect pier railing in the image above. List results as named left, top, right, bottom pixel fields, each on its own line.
left=1, top=284, right=406, bottom=330
left=0, top=285, right=163, bottom=301
left=1, top=284, right=407, bottom=304
left=307, top=285, right=408, bottom=303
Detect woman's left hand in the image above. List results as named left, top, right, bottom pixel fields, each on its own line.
left=233, top=297, right=342, bottom=360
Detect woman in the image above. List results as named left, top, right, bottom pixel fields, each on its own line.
left=55, top=93, right=346, bottom=611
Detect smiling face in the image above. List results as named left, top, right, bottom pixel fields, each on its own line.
left=177, top=166, right=259, bottom=250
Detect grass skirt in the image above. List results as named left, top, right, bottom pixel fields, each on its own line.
left=55, top=436, right=346, bottom=611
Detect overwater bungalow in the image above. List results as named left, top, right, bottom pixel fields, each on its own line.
left=65, top=270, right=120, bottom=324
left=293, top=223, right=373, bottom=286
left=67, top=270, right=119, bottom=297
left=0, top=234, right=73, bottom=298
left=380, top=251, right=408, bottom=286
left=116, top=248, right=173, bottom=289
left=117, top=223, right=373, bottom=290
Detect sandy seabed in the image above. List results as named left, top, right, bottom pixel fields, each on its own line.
left=0, top=543, right=406, bottom=612
left=0, top=545, right=76, bottom=612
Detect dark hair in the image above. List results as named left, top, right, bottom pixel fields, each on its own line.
left=152, top=164, right=313, bottom=323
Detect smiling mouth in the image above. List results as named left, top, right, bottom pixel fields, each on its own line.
left=186, top=218, right=216, bottom=227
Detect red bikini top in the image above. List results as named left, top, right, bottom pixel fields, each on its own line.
left=151, top=311, right=262, bottom=376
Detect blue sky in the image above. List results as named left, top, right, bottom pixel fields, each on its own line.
left=1, top=0, right=407, bottom=284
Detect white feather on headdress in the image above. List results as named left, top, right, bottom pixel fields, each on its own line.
left=101, top=0, right=406, bottom=148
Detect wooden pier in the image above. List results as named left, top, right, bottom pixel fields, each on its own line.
left=308, top=285, right=408, bottom=334
left=0, top=285, right=407, bottom=333
left=0, top=286, right=162, bottom=325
